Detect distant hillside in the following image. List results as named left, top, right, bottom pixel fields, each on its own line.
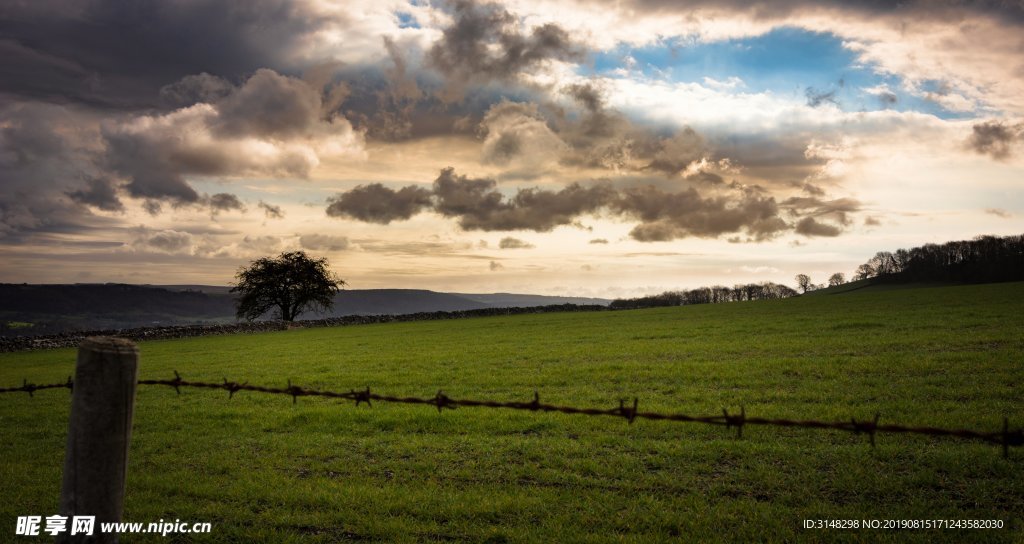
left=800, top=279, right=957, bottom=296
left=330, top=289, right=490, bottom=315
left=157, top=286, right=492, bottom=315
left=0, top=283, right=231, bottom=315
left=0, top=284, right=609, bottom=336
left=453, top=293, right=611, bottom=307
left=154, top=286, right=609, bottom=313
left=157, top=285, right=235, bottom=295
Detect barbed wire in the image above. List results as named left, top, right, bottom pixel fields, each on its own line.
left=2, top=373, right=1021, bottom=457
left=0, top=377, right=74, bottom=396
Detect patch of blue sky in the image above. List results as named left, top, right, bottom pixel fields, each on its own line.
left=396, top=11, right=419, bottom=29
left=586, top=26, right=972, bottom=119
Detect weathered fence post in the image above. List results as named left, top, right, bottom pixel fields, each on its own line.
left=58, top=337, right=139, bottom=543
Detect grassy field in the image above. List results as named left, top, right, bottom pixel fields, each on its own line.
left=1, top=282, right=1022, bottom=542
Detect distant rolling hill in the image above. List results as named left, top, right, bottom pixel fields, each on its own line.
left=0, top=284, right=609, bottom=335
left=452, top=292, right=611, bottom=307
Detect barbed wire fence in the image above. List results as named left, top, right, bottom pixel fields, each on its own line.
left=10, top=337, right=1020, bottom=537
left=3, top=371, right=1021, bottom=458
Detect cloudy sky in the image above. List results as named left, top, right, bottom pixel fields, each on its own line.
left=1, top=0, right=1022, bottom=297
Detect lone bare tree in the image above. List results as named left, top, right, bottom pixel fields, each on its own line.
left=828, top=272, right=845, bottom=287
left=232, top=251, right=346, bottom=322
left=795, top=273, right=812, bottom=294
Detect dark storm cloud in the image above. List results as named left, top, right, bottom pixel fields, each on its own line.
left=341, top=37, right=426, bottom=141
left=325, top=183, right=434, bottom=224
left=644, top=128, right=709, bottom=175
left=563, top=82, right=631, bottom=143
left=205, top=193, right=245, bottom=213
left=139, top=200, right=161, bottom=216
left=101, top=69, right=358, bottom=207
left=617, top=0, right=1024, bottom=22
left=65, top=176, right=124, bottom=212
left=327, top=167, right=802, bottom=242
left=258, top=200, right=285, bottom=219
left=433, top=167, right=616, bottom=231
left=794, top=216, right=842, bottom=237
left=131, top=229, right=194, bottom=254
left=214, top=69, right=322, bottom=139
left=498, top=237, right=534, bottom=249
left=0, top=0, right=327, bottom=109
left=565, top=83, right=603, bottom=114
left=383, top=37, right=424, bottom=104
left=1, top=66, right=360, bottom=236
left=967, top=121, right=1023, bottom=160
left=715, top=134, right=826, bottom=188
left=558, top=83, right=640, bottom=170
left=610, top=185, right=788, bottom=241
left=326, top=168, right=615, bottom=232
left=101, top=123, right=204, bottom=204
left=427, top=0, right=583, bottom=99
left=431, top=168, right=507, bottom=217
left=158, top=73, right=235, bottom=109
left=0, top=101, right=118, bottom=239
left=340, top=60, right=472, bottom=143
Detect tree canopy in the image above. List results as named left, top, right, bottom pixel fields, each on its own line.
left=852, top=234, right=1024, bottom=284
left=609, top=281, right=797, bottom=309
left=231, top=251, right=345, bottom=322
left=794, top=274, right=812, bottom=294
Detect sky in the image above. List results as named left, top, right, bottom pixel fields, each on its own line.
left=1, top=0, right=1022, bottom=298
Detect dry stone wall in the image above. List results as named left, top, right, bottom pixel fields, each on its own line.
left=0, top=305, right=608, bottom=352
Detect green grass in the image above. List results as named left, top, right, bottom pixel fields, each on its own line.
left=1, top=282, right=1023, bottom=542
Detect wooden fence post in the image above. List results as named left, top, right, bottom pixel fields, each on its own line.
left=58, top=337, right=139, bottom=543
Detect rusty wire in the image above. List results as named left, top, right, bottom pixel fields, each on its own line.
left=2, top=372, right=1022, bottom=457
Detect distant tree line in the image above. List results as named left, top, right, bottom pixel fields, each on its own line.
left=610, top=233, right=1023, bottom=310
left=852, top=233, right=1024, bottom=284
left=609, top=282, right=798, bottom=309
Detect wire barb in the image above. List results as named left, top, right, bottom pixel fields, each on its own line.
left=619, top=398, right=638, bottom=424
left=286, top=379, right=302, bottom=404
left=723, top=407, right=746, bottom=438
left=851, top=413, right=880, bottom=448
left=434, top=390, right=454, bottom=412
left=352, top=387, right=372, bottom=407
left=223, top=378, right=244, bottom=400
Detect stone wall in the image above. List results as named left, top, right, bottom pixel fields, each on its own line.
left=0, top=304, right=608, bottom=352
